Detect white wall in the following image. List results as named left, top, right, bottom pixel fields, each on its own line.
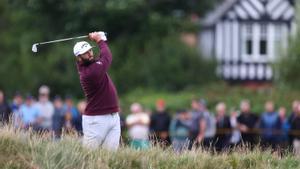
left=199, top=29, right=214, bottom=58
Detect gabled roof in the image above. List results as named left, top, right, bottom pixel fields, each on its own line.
left=202, top=0, right=239, bottom=27
left=202, top=0, right=296, bottom=27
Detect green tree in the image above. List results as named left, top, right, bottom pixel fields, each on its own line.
left=277, top=2, right=300, bottom=88
left=0, top=0, right=218, bottom=97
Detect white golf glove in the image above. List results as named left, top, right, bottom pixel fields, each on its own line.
left=97, top=31, right=107, bottom=41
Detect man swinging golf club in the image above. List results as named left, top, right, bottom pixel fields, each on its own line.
left=73, top=31, right=120, bottom=150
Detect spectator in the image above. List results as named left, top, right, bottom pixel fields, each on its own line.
left=278, top=107, right=290, bottom=149
left=10, top=92, right=23, bottom=128
left=214, top=102, right=232, bottom=152
left=188, top=99, right=206, bottom=149
left=201, top=100, right=216, bottom=149
left=35, top=85, right=54, bottom=131
left=19, top=95, right=41, bottom=130
left=118, top=108, right=126, bottom=139
left=237, top=100, right=258, bottom=148
left=169, top=109, right=191, bottom=153
left=288, top=100, right=300, bottom=147
left=77, top=100, right=87, bottom=115
left=52, top=96, right=66, bottom=139
left=288, top=100, right=299, bottom=123
left=76, top=100, right=86, bottom=136
left=11, top=92, right=23, bottom=113
left=230, top=110, right=241, bottom=146
left=150, top=99, right=171, bottom=146
left=64, top=95, right=81, bottom=133
left=291, top=104, right=300, bottom=156
left=0, top=90, right=11, bottom=125
left=126, top=103, right=150, bottom=150
left=259, top=101, right=281, bottom=150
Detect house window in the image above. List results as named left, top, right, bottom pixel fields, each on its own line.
left=242, top=23, right=270, bottom=62
left=247, top=40, right=252, bottom=55
left=260, top=40, right=267, bottom=55
left=260, top=24, right=267, bottom=55
left=245, top=24, right=253, bottom=55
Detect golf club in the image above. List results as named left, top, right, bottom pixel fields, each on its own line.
left=32, top=32, right=107, bottom=53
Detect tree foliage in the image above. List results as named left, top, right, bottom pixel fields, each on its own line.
left=0, top=0, right=218, bottom=97
left=277, top=2, right=300, bottom=88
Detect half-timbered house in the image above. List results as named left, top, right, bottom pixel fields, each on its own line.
left=199, top=0, right=296, bottom=81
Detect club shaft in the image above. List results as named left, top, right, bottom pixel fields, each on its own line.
left=37, top=35, right=88, bottom=45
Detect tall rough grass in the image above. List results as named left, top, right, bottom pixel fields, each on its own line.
left=1, top=126, right=300, bottom=169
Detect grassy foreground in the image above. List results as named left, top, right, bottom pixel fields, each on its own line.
left=1, top=127, right=300, bottom=169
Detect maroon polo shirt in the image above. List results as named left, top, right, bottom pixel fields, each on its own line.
left=76, top=41, right=119, bottom=115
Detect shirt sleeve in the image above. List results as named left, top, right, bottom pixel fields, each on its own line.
left=99, top=41, right=112, bottom=69
left=87, top=41, right=113, bottom=79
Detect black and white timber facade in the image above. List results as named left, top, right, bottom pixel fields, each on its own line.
left=199, top=0, right=296, bottom=81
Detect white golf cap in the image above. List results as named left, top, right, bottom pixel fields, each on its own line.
left=73, top=41, right=93, bottom=57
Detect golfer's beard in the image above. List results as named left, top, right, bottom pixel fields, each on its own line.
left=82, top=57, right=95, bottom=66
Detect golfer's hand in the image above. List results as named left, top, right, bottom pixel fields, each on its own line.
left=97, top=31, right=107, bottom=41
left=89, top=32, right=102, bottom=43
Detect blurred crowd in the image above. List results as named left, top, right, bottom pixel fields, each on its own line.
left=2, top=86, right=300, bottom=155
left=124, top=99, right=300, bottom=155
left=0, top=85, right=85, bottom=139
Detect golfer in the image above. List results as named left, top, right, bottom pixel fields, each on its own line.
left=73, top=32, right=120, bottom=150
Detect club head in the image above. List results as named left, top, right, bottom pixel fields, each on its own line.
left=32, top=44, right=38, bottom=53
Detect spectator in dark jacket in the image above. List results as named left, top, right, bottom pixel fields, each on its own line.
left=288, top=100, right=300, bottom=147
left=288, top=100, right=299, bottom=124
left=150, top=99, right=171, bottom=145
left=259, top=101, right=282, bottom=150
left=278, top=107, right=290, bottom=147
left=214, top=102, right=232, bottom=152
left=10, top=92, right=23, bottom=128
left=290, top=104, right=300, bottom=156
left=76, top=100, right=87, bottom=136
left=237, top=100, right=258, bottom=148
left=11, top=92, right=23, bottom=113
left=52, top=96, right=66, bottom=139
left=0, top=90, right=11, bottom=125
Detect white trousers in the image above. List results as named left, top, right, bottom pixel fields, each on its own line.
left=82, top=113, right=121, bottom=150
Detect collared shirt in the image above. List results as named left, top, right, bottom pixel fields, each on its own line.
left=76, top=41, right=119, bottom=116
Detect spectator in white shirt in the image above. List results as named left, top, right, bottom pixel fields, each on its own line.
left=35, top=85, right=54, bottom=131
left=126, top=103, right=150, bottom=150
